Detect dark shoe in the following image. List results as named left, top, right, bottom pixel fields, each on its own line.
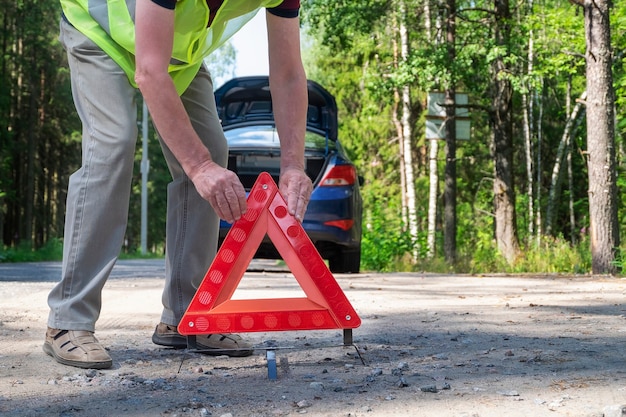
left=152, top=322, right=253, bottom=357
left=43, top=327, right=112, bottom=369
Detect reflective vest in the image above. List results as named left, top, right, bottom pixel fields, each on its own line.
left=60, top=0, right=283, bottom=94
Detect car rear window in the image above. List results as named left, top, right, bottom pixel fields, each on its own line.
left=224, top=126, right=336, bottom=151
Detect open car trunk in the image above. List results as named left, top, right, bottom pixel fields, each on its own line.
left=227, top=150, right=328, bottom=191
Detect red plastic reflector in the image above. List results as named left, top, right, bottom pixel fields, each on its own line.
left=178, top=172, right=361, bottom=336
left=320, top=165, right=356, bottom=186
left=324, top=219, right=354, bottom=231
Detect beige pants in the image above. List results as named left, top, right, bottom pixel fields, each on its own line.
left=47, top=19, right=227, bottom=332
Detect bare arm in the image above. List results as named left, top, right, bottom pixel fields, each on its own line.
left=266, top=11, right=312, bottom=221
left=134, top=0, right=246, bottom=223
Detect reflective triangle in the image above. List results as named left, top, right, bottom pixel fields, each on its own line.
left=179, top=172, right=361, bottom=335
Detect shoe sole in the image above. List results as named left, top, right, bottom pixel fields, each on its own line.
left=152, top=333, right=253, bottom=357
left=43, top=342, right=112, bottom=369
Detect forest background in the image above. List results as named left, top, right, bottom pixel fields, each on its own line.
left=1, top=0, right=625, bottom=275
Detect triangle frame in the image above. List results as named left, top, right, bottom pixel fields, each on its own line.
left=178, top=172, right=361, bottom=335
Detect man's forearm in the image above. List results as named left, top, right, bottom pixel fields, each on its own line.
left=271, top=72, right=308, bottom=172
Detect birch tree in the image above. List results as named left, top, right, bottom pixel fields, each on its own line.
left=397, top=0, right=419, bottom=259
left=545, top=90, right=586, bottom=236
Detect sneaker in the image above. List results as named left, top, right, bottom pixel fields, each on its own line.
left=152, top=322, right=253, bottom=357
left=43, top=327, right=112, bottom=369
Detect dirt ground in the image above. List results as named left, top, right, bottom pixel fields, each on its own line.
left=1, top=263, right=626, bottom=417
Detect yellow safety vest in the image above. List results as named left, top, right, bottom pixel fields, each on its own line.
left=60, top=0, right=283, bottom=94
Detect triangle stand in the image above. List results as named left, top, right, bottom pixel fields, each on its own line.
left=178, top=172, right=361, bottom=378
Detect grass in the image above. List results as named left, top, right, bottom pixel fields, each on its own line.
left=0, top=235, right=614, bottom=276
left=0, top=239, right=163, bottom=263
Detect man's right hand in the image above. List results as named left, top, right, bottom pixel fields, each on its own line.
left=189, top=161, right=247, bottom=223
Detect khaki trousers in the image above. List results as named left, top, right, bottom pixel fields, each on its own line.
left=47, top=19, right=227, bottom=331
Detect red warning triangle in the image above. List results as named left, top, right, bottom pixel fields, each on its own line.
left=178, top=172, right=361, bottom=335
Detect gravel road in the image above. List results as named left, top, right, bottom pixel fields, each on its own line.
left=1, top=261, right=625, bottom=417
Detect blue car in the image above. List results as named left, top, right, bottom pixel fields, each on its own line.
left=215, top=76, right=363, bottom=273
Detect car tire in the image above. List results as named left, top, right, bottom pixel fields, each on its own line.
left=329, top=247, right=361, bottom=274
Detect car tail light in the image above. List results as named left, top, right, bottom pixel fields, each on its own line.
left=319, top=165, right=357, bottom=186
left=324, top=219, right=354, bottom=231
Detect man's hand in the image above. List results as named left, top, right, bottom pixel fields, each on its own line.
left=279, top=167, right=313, bottom=222
left=189, top=161, right=247, bottom=223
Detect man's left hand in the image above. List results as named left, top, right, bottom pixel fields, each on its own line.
left=279, top=168, right=313, bottom=222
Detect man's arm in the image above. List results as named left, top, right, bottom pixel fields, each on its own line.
left=266, top=11, right=312, bottom=221
left=134, top=0, right=247, bottom=223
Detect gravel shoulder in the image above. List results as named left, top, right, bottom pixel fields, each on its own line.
left=1, top=265, right=626, bottom=417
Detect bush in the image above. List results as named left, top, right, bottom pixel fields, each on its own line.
left=361, top=215, right=416, bottom=272
left=0, top=238, right=63, bottom=263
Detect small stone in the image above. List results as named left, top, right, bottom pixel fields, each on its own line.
left=498, top=390, right=519, bottom=397
left=370, top=368, right=383, bottom=376
left=420, top=385, right=438, bottom=393
left=296, top=400, right=311, bottom=408
left=309, top=382, right=324, bottom=390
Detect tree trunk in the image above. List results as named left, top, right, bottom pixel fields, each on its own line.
left=427, top=139, right=438, bottom=258
left=545, top=91, right=587, bottom=235
left=425, top=0, right=437, bottom=259
left=443, top=0, right=457, bottom=263
left=391, top=11, right=408, bottom=225
left=566, top=77, right=578, bottom=244
left=534, top=83, right=544, bottom=245
left=398, top=0, right=419, bottom=259
left=583, top=0, right=619, bottom=274
left=522, top=0, right=534, bottom=242
left=491, top=0, right=520, bottom=263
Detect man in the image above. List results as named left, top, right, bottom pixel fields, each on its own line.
left=44, top=0, right=312, bottom=369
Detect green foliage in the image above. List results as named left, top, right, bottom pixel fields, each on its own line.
left=0, top=238, right=63, bottom=263
left=204, top=40, right=237, bottom=88
left=3, top=0, right=626, bottom=277
left=509, top=237, right=591, bottom=274
left=360, top=204, right=416, bottom=272
left=301, top=0, right=389, bottom=50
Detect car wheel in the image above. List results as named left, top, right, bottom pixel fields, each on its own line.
left=329, top=247, right=361, bottom=274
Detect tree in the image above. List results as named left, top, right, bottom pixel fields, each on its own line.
left=443, top=0, right=457, bottom=263
left=0, top=1, right=80, bottom=249
left=491, top=0, right=521, bottom=263
left=396, top=0, right=419, bottom=260
left=204, top=40, right=237, bottom=88
left=575, top=0, right=619, bottom=274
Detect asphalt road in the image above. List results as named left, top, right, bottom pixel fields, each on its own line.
left=0, top=258, right=287, bottom=282
left=0, top=259, right=165, bottom=282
